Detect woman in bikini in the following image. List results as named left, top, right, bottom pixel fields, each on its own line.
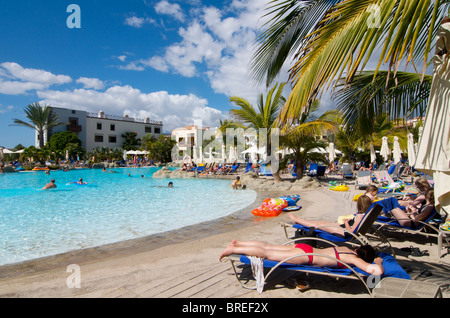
left=288, top=194, right=374, bottom=238
left=387, top=189, right=436, bottom=228
left=398, top=178, right=431, bottom=214
left=219, top=240, right=384, bottom=276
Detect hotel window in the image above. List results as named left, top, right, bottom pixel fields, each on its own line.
left=109, top=136, right=117, bottom=143
left=145, top=126, right=152, bottom=133
left=110, top=124, right=115, bottom=131
left=155, top=127, right=161, bottom=134
left=97, top=123, right=102, bottom=130
left=95, top=135, right=103, bottom=142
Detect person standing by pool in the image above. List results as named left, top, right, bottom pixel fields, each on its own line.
left=42, top=179, right=57, bottom=190
left=231, top=176, right=242, bottom=189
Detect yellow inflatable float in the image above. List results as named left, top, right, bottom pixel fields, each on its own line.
left=329, top=184, right=349, bottom=192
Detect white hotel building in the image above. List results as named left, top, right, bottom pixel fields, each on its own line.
left=39, top=107, right=163, bottom=151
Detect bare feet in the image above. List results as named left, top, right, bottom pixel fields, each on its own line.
left=219, top=239, right=237, bottom=261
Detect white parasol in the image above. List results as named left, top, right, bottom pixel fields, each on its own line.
left=407, top=133, right=416, bottom=167
left=392, top=136, right=402, bottom=164
left=370, top=144, right=376, bottom=163
left=415, top=19, right=450, bottom=215
left=380, top=136, right=390, bottom=162
left=327, top=143, right=336, bottom=163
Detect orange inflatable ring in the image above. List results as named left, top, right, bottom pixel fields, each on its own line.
left=251, top=198, right=288, bottom=217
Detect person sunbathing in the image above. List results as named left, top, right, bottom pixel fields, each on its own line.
left=288, top=194, right=373, bottom=238
left=397, top=178, right=431, bottom=214
left=387, top=189, right=436, bottom=228
left=219, top=240, right=384, bottom=276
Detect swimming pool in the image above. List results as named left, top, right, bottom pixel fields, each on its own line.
left=0, top=167, right=257, bottom=266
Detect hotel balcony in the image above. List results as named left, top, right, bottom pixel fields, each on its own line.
left=67, top=124, right=82, bottom=133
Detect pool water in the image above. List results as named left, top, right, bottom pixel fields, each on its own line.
left=0, top=167, right=256, bottom=266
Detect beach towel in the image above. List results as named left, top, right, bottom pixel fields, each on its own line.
left=374, top=171, right=394, bottom=184
left=248, top=256, right=265, bottom=294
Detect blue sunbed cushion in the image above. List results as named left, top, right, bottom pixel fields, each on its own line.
left=293, top=224, right=350, bottom=243
left=239, top=252, right=410, bottom=280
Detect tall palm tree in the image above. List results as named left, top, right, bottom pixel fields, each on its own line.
left=220, top=83, right=286, bottom=180
left=280, top=105, right=338, bottom=178
left=252, top=0, right=449, bottom=121
left=11, top=102, right=65, bottom=148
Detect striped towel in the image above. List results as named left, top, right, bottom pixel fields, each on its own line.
left=374, top=171, right=394, bottom=184
left=357, top=176, right=371, bottom=185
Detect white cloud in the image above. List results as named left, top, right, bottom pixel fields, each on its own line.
left=120, top=0, right=274, bottom=104
left=0, top=62, right=71, bottom=86
left=0, top=62, right=72, bottom=95
left=76, top=77, right=105, bottom=90
left=155, top=0, right=185, bottom=22
left=124, top=16, right=156, bottom=28
left=37, top=85, right=226, bottom=133
left=0, top=104, right=14, bottom=114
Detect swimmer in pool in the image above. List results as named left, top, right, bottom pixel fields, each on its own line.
left=71, top=178, right=87, bottom=185
left=42, top=179, right=57, bottom=190
left=168, top=182, right=173, bottom=188
left=231, top=176, right=242, bottom=189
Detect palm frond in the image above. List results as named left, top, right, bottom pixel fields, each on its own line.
left=275, top=0, right=447, bottom=122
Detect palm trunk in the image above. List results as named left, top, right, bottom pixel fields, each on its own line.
left=295, top=161, right=304, bottom=179
left=272, top=171, right=283, bottom=182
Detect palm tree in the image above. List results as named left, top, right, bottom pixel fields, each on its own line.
left=252, top=0, right=449, bottom=121
left=220, top=83, right=286, bottom=181
left=280, top=105, right=338, bottom=178
left=333, top=70, right=432, bottom=129
left=11, top=102, right=66, bottom=148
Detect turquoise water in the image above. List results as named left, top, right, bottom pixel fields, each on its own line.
left=0, top=167, right=256, bottom=266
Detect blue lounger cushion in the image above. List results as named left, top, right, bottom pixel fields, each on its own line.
left=292, top=224, right=351, bottom=243
left=239, top=252, right=410, bottom=280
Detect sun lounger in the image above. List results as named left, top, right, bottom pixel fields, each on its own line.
left=221, top=238, right=410, bottom=296
left=258, top=164, right=272, bottom=176
left=355, top=170, right=372, bottom=189
left=373, top=277, right=442, bottom=298
left=282, top=204, right=385, bottom=247
left=374, top=209, right=449, bottom=258
left=342, top=163, right=354, bottom=179
left=374, top=170, right=395, bottom=185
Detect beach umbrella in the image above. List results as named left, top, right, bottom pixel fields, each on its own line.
left=407, top=133, right=416, bottom=167
left=380, top=137, right=390, bottom=162
left=221, top=144, right=226, bottom=163
left=199, top=146, right=203, bottom=163
left=123, top=150, right=127, bottom=161
left=392, top=136, right=402, bottom=164
left=308, top=147, right=327, bottom=154
left=414, top=19, right=450, bottom=215
left=2, top=148, right=14, bottom=154
left=370, top=144, right=376, bottom=163
left=327, top=143, right=336, bottom=163
left=193, top=146, right=197, bottom=161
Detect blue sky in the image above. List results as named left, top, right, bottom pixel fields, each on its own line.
left=0, top=0, right=289, bottom=148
